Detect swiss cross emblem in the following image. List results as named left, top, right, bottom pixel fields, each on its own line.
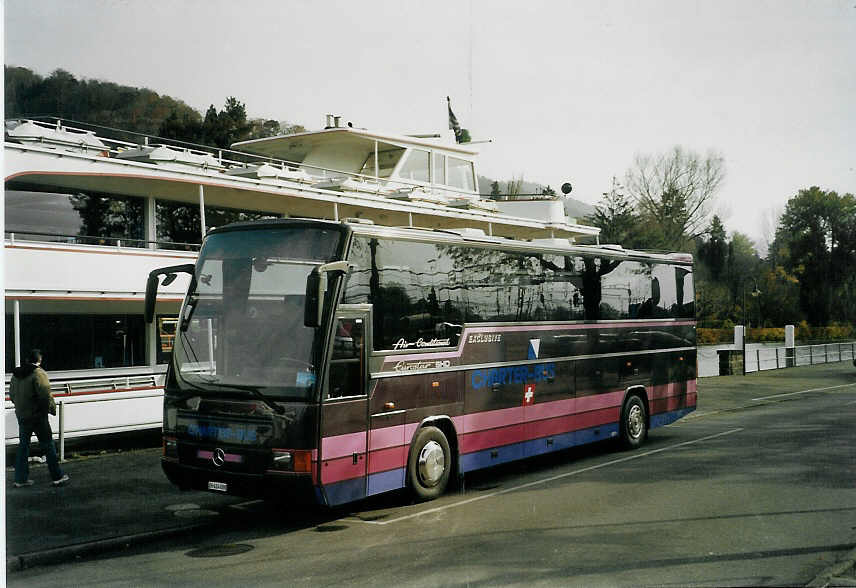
left=524, top=384, right=535, bottom=406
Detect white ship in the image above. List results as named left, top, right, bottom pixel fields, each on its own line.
left=4, top=115, right=599, bottom=447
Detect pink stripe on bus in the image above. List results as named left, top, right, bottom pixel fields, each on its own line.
left=524, top=397, right=576, bottom=422
left=462, top=390, right=626, bottom=435
left=530, top=407, right=618, bottom=438
left=460, top=422, right=528, bottom=453
left=461, top=407, right=619, bottom=454
left=368, top=446, right=407, bottom=474
left=320, top=455, right=364, bottom=485
left=369, top=425, right=405, bottom=451
left=321, top=431, right=366, bottom=460
left=463, top=406, right=524, bottom=433
left=569, top=390, right=625, bottom=414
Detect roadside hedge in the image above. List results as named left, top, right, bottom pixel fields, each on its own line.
left=697, top=323, right=855, bottom=345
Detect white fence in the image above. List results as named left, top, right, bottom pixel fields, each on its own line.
left=747, top=342, right=856, bottom=373
left=5, top=372, right=165, bottom=461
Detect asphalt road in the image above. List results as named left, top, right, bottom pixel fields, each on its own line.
left=10, top=368, right=856, bottom=587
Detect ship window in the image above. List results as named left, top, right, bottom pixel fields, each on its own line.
left=432, top=153, right=446, bottom=185
left=5, top=182, right=144, bottom=247
left=5, top=310, right=147, bottom=372
left=448, top=157, right=475, bottom=192
left=156, top=200, right=279, bottom=250
left=359, top=146, right=405, bottom=179
left=397, top=149, right=430, bottom=183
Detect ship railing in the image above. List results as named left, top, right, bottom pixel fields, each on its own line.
left=4, top=230, right=201, bottom=252
left=5, top=371, right=166, bottom=460
left=5, top=117, right=479, bottom=202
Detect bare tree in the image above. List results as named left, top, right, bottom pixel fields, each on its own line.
left=624, top=146, right=725, bottom=248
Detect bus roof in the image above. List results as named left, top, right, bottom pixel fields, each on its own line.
left=207, top=218, right=694, bottom=265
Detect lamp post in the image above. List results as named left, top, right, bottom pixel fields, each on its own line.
left=742, top=278, right=762, bottom=375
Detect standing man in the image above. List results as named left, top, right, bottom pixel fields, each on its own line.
left=10, top=349, right=69, bottom=487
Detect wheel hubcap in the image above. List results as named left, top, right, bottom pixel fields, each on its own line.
left=627, top=404, right=644, bottom=439
left=417, top=440, right=445, bottom=487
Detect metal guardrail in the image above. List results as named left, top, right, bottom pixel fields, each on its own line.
left=5, top=231, right=201, bottom=251
left=747, top=342, right=856, bottom=373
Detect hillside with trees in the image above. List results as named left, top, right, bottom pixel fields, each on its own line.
left=5, top=66, right=304, bottom=148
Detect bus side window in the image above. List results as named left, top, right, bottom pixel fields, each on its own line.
left=328, top=317, right=365, bottom=399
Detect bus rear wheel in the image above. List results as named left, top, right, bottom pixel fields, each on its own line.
left=407, top=426, right=451, bottom=501
left=620, top=394, right=647, bottom=449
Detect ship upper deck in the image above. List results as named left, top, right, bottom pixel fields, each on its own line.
left=4, top=117, right=600, bottom=242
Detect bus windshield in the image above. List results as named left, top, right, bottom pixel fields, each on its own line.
left=172, top=226, right=342, bottom=400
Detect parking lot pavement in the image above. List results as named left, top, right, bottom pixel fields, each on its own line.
left=5, top=447, right=239, bottom=572
left=6, top=361, right=856, bottom=574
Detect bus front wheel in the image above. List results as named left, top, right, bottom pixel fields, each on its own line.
left=407, top=426, right=451, bottom=501
left=620, top=394, right=648, bottom=449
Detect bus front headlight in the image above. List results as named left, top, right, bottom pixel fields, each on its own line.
left=270, top=449, right=312, bottom=473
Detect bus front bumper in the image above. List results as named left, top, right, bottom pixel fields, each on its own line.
left=161, top=458, right=318, bottom=503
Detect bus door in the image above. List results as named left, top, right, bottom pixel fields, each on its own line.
left=320, top=309, right=369, bottom=505
left=367, top=366, right=406, bottom=497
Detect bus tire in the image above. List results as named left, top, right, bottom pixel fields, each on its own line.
left=620, top=394, right=647, bottom=450
left=407, top=426, right=451, bottom=501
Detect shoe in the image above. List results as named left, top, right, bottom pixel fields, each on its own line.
left=51, top=475, right=69, bottom=487
left=13, top=480, right=34, bottom=488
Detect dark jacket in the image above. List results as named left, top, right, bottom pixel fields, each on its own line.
left=9, top=364, right=55, bottom=421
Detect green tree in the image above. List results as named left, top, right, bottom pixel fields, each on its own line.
left=773, top=187, right=856, bottom=325
left=697, top=215, right=727, bottom=281
left=757, top=265, right=801, bottom=327
left=726, top=231, right=761, bottom=312
left=586, top=177, right=637, bottom=246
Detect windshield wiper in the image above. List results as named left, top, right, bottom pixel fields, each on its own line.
left=199, top=382, right=285, bottom=415
left=179, top=297, right=198, bottom=332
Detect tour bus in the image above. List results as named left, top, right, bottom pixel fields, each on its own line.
left=145, top=218, right=696, bottom=505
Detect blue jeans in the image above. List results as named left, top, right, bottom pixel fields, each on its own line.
left=15, top=415, right=64, bottom=483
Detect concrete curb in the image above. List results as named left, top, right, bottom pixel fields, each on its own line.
left=6, top=521, right=212, bottom=573
left=807, top=545, right=856, bottom=587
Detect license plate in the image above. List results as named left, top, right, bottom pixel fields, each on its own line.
left=207, top=481, right=228, bottom=492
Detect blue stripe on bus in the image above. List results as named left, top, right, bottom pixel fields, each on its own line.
left=322, top=468, right=408, bottom=504
left=650, top=407, right=695, bottom=429
left=368, top=468, right=405, bottom=496
left=459, top=423, right=620, bottom=473
left=323, top=477, right=366, bottom=506
left=314, top=486, right=326, bottom=506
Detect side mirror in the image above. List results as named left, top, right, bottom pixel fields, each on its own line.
left=145, top=263, right=196, bottom=324
left=304, top=261, right=352, bottom=328
left=304, top=268, right=321, bottom=328
left=145, top=274, right=160, bottom=324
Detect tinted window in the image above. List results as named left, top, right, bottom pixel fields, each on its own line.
left=343, top=236, right=694, bottom=351
left=156, top=200, right=279, bottom=249
left=7, top=313, right=146, bottom=371
left=6, top=182, right=144, bottom=246
left=599, top=259, right=694, bottom=320
left=343, top=237, right=465, bottom=350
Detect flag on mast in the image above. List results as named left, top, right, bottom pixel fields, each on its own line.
left=447, top=96, right=463, bottom=143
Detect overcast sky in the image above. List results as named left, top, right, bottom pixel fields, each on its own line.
left=4, top=0, right=855, bottom=249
